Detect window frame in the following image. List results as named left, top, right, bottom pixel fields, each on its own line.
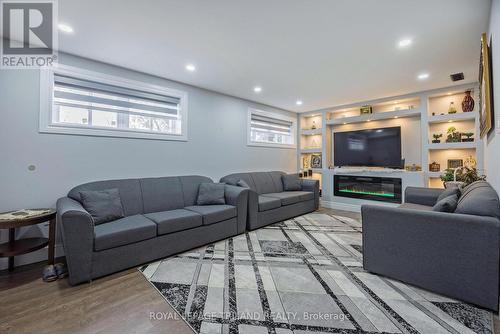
left=39, top=65, right=189, bottom=141
left=247, top=108, right=297, bottom=149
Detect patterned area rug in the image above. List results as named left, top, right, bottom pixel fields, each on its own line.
left=140, top=213, right=494, bottom=334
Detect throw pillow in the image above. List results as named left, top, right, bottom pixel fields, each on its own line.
left=282, top=174, right=302, bottom=191
left=455, top=181, right=500, bottom=219
left=436, top=187, right=461, bottom=203
left=79, top=188, right=125, bottom=225
left=432, top=194, right=459, bottom=213
left=237, top=179, right=250, bottom=188
left=197, top=183, right=226, bottom=205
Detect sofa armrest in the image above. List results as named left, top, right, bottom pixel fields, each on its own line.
left=57, top=197, right=94, bottom=285
left=224, top=185, right=249, bottom=234
left=361, top=204, right=500, bottom=310
left=302, top=179, right=320, bottom=209
left=404, top=186, right=444, bottom=206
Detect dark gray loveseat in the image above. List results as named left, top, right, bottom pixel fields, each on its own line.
left=362, top=181, right=500, bottom=311
left=57, top=175, right=248, bottom=285
left=220, top=171, right=319, bottom=230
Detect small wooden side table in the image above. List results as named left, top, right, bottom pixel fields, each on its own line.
left=0, top=209, right=56, bottom=271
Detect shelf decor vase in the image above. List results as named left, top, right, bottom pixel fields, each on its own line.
left=448, top=102, right=457, bottom=114
left=462, top=90, right=474, bottom=112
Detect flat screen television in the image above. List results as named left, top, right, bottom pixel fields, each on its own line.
left=334, top=126, right=402, bottom=168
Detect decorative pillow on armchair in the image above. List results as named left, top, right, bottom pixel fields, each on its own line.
left=432, top=194, right=459, bottom=213
left=281, top=174, right=302, bottom=191
left=436, top=187, right=461, bottom=203
left=197, top=183, right=226, bottom=205
left=79, top=188, right=125, bottom=225
left=237, top=179, right=250, bottom=188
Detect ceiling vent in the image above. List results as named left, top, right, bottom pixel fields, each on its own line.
left=450, top=72, right=464, bottom=81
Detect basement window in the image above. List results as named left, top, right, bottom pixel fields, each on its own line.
left=248, top=108, right=296, bottom=148
left=39, top=66, right=188, bottom=141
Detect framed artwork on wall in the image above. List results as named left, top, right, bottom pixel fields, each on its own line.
left=447, top=159, right=464, bottom=170
left=311, top=154, right=322, bottom=168
left=479, top=33, right=493, bottom=138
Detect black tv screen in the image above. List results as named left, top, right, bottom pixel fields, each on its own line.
left=334, top=127, right=402, bottom=168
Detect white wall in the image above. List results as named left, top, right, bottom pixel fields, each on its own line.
left=0, top=53, right=297, bottom=269
left=484, top=0, right=500, bottom=192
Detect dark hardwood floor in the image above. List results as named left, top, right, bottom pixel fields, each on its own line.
left=0, top=260, right=193, bottom=334
left=0, top=208, right=498, bottom=334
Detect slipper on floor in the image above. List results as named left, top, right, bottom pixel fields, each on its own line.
left=42, top=265, right=57, bottom=282
left=54, top=263, right=68, bottom=279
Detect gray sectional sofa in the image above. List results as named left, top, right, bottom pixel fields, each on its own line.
left=57, top=175, right=248, bottom=285
left=220, top=171, right=319, bottom=230
left=362, top=181, right=500, bottom=311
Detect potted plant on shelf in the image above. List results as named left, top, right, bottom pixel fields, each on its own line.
left=432, top=133, right=443, bottom=144
left=461, top=132, right=474, bottom=142
left=440, top=166, right=486, bottom=188
left=446, top=126, right=461, bottom=143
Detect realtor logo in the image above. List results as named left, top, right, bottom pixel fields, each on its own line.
left=1, top=0, right=58, bottom=68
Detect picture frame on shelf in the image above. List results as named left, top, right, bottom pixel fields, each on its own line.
left=360, top=105, right=372, bottom=115
left=447, top=159, right=464, bottom=169
left=479, top=33, right=493, bottom=138
left=310, top=154, right=322, bottom=168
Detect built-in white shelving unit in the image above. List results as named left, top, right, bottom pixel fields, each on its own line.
left=297, top=82, right=484, bottom=206
left=326, top=108, right=421, bottom=125
left=300, top=128, right=322, bottom=136
left=300, top=148, right=322, bottom=154
left=428, top=112, right=476, bottom=124
left=428, top=142, right=478, bottom=150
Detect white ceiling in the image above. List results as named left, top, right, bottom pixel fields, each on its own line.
left=56, top=0, right=491, bottom=112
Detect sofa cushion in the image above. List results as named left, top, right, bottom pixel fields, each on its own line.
left=258, top=196, right=281, bottom=212
left=79, top=189, right=125, bottom=225
left=281, top=174, right=302, bottom=191
left=398, top=203, right=433, bottom=211
left=179, top=175, right=214, bottom=207
left=144, top=209, right=202, bottom=235
left=436, top=187, right=461, bottom=203
left=432, top=194, right=459, bottom=213
left=455, top=181, right=500, bottom=219
left=252, top=172, right=278, bottom=194
left=220, top=173, right=257, bottom=191
left=197, top=183, right=226, bottom=205
left=68, top=179, right=143, bottom=216
left=185, top=205, right=237, bottom=225
left=268, top=171, right=286, bottom=193
left=140, top=177, right=185, bottom=213
left=263, top=191, right=314, bottom=206
left=94, top=215, right=157, bottom=251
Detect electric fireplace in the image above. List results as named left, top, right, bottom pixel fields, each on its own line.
left=334, top=175, right=402, bottom=203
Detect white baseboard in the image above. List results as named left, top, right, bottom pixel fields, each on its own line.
left=320, top=199, right=361, bottom=213
left=0, top=244, right=65, bottom=271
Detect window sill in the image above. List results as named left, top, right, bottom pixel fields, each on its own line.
left=247, top=142, right=296, bottom=149
left=39, top=124, right=188, bottom=142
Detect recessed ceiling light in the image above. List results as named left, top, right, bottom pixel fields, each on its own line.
left=343, top=122, right=347, bottom=125
left=447, top=92, right=452, bottom=95
left=253, top=86, right=262, bottom=93
left=367, top=119, right=371, bottom=122
left=296, top=100, right=303, bottom=106
left=394, top=116, right=399, bottom=119
left=418, top=73, right=430, bottom=80
left=185, top=64, right=196, bottom=72
left=398, top=38, right=413, bottom=48
left=58, top=23, right=74, bottom=33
